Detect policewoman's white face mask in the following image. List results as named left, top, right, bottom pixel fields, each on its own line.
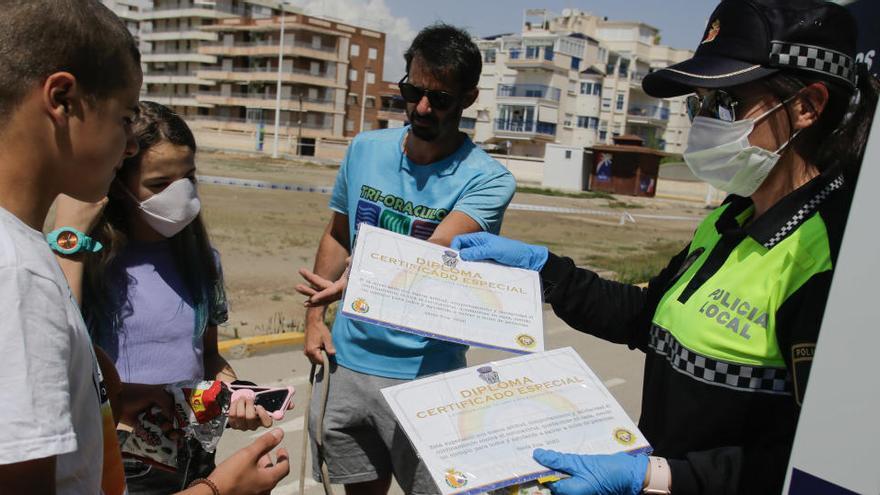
left=683, top=95, right=800, bottom=197
left=125, top=178, right=201, bottom=237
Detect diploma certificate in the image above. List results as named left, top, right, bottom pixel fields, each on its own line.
left=381, top=348, right=651, bottom=495
left=341, top=224, right=544, bottom=353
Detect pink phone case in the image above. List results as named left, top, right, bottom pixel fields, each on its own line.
left=229, top=385, right=295, bottom=420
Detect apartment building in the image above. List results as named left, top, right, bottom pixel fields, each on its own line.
left=469, top=9, right=692, bottom=158
left=118, top=1, right=384, bottom=158
left=192, top=11, right=385, bottom=153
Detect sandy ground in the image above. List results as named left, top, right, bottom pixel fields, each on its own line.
left=196, top=151, right=703, bottom=339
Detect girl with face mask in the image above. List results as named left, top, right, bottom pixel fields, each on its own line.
left=450, top=1, right=880, bottom=494
left=79, top=101, right=277, bottom=494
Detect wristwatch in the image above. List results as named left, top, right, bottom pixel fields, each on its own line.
left=46, top=227, right=103, bottom=255
left=643, top=456, right=672, bottom=494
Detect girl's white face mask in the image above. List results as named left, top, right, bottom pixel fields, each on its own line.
left=125, top=178, right=201, bottom=238
left=683, top=96, right=800, bottom=197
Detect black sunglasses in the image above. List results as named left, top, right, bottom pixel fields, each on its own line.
left=397, top=75, right=457, bottom=111
left=685, top=89, right=740, bottom=122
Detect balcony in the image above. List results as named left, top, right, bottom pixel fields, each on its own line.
left=141, top=94, right=211, bottom=108
left=143, top=71, right=213, bottom=85
left=496, top=84, right=561, bottom=102
left=197, top=66, right=343, bottom=88
left=199, top=40, right=339, bottom=61
left=187, top=115, right=337, bottom=138
left=196, top=91, right=340, bottom=113
left=142, top=49, right=216, bottom=64
left=493, top=119, right=556, bottom=138
left=136, top=6, right=238, bottom=21
left=140, top=29, right=218, bottom=42
left=506, top=47, right=560, bottom=71
left=627, top=105, right=670, bottom=125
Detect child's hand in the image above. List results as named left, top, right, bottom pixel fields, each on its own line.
left=53, top=194, right=107, bottom=234
left=227, top=395, right=274, bottom=431
left=200, top=429, right=289, bottom=495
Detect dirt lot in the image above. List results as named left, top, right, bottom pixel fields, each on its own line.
left=196, top=150, right=704, bottom=339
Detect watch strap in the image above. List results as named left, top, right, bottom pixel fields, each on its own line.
left=643, top=456, right=671, bottom=494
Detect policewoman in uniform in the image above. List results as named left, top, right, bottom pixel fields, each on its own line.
left=452, top=1, right=879, bottom=494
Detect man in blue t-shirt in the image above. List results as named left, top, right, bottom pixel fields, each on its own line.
left=296, top=24, right=516, bottom=495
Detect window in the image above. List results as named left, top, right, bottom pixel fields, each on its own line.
left=363, top=121, right=373, bottom=130
left=599, top=130, right=607, bottom=140
left=365, top=96, right=375, bottom=108
left=526, top=46, right=539, bottom=59
left=616, top=93, right=625, bottom=111
left=594, top=84, right=601, bottom=96
left=349, top=69, right=358, bottom=81
left=570, top=57, right=580, bottom=70
left=347, top=94, right=358, bottom=105
left=483, top=49, right=496, bottom=64
left=589, top=117, right=598, bottom=129
left=460, top=117, right=476, bottom=129
left=366, top=71, right=375, bottom=84
left=346, top=119, right=354, bottom=131
left=576, top=116, right=588, bottom=128
left=368, top=47, right=378, bottom=60
left=602, top=98, right=611, bottom=110
left=580, top=82, right=591, bottom=95
left=350, top=44, right=360, bottom=57
left=565, top=150, right=572, bottom=159
left=564, top=113, right=573, bottom=127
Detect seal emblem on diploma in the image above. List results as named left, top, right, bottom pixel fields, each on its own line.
left=444, top=469, right=468, bottom=489
left=351, top=298, right=370, bottom=314
left=515, top=334, right=537, bottom=349
left=613, top=428, right=636, bottom=446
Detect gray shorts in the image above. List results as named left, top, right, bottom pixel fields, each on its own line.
left=308, top=363, right=439, bottom=494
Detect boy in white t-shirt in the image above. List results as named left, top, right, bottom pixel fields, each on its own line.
left=0, top=2, right=290, bottom=493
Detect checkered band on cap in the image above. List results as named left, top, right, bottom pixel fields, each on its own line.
left=649, top=325, right=792, bottom=395
left=769, top=41, right=855, bottom=87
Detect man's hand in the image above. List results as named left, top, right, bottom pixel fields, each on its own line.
left=295, top=258, right=350, bottom=308
left=532, top=449, right=650, bottom=495
left=53, top=194, right=107, bottom=234
left=202, top=429, right=290, bottom=495
left=303, top=312, right=336, bottom=365
left=451, top=232, right=549, bottom=271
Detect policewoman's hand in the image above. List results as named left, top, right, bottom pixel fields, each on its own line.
left=532, top=449, right=649, bottom=495
left=451, top=232, right=548, bottom=271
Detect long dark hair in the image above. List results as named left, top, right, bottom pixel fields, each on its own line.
left=82, top=101, right=226, bottom=343
left=764, top=63, right=879, bottom=184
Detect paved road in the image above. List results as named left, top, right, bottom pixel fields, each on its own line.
left=216, top=309, right=646, bottom=494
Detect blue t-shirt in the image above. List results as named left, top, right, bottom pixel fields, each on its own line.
left=329, top=126, right=516, bottom=379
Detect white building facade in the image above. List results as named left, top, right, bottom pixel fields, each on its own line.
left=468, top=9, right=693, bottom=157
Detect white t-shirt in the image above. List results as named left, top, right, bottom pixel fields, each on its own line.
left=0, top=206, right=102, bottom=493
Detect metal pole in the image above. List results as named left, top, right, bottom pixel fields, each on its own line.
left=272, top=3, right=286, bottom=158
left=359, top=62, right=368, bottom=134
left=297, top=93, right=303, bottom=155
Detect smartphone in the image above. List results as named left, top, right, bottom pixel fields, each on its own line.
left=228, top=384, right=295, bottom=420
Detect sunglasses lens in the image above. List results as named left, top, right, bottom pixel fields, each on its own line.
left=428, top=92, right=454, bottom=110
left=399, top=83, right=422, bottom=103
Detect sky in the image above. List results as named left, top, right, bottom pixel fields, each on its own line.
left=288, top=0, right=721, bottom=80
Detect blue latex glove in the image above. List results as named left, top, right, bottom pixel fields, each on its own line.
left=450, top=232, right=549, bottom=271
left=533, top=449, right=649, bottom=495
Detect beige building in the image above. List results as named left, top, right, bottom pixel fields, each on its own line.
left=470, top=8, right=693, bottom=158
left=107, top=0, right=386, bottom=159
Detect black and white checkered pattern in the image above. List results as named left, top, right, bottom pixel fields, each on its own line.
left=649, top=325, right=791, bottom=395
left=770, top=41, right=855, bottom=87
left=764, top=174, right=844, bottom=248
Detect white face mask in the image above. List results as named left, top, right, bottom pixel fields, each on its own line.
left=125, top=178, right=201, bottom=238
left=683, top=96, right=800, bottom=197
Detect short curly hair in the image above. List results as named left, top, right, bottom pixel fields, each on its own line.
left=404, top=23, right=482, bottom=92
